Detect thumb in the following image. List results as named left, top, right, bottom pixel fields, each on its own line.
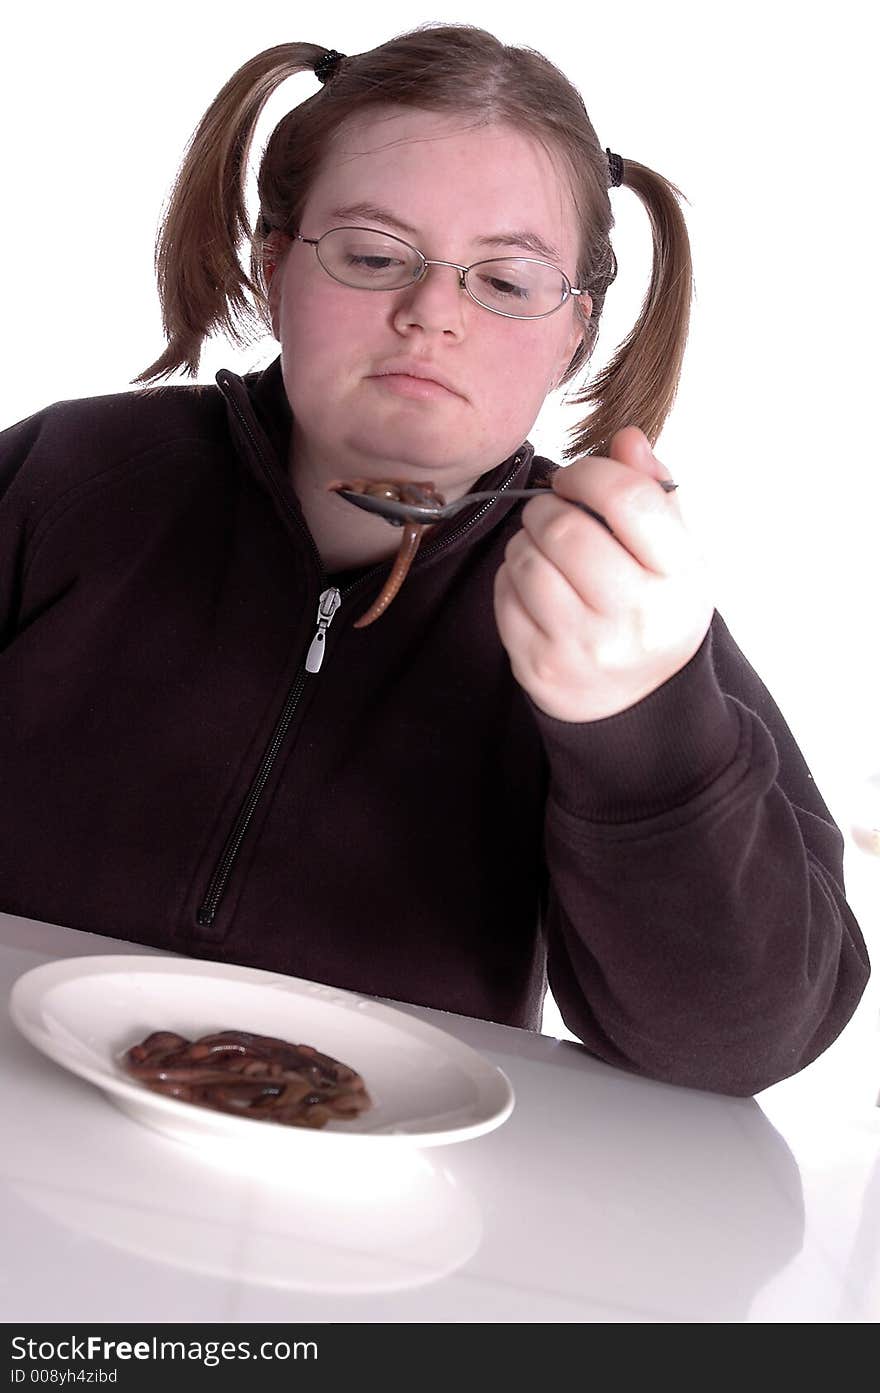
left=608, top=426, right=676, bottom=487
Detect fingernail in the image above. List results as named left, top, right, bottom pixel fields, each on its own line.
left=647, top=441, right=677, bottom=490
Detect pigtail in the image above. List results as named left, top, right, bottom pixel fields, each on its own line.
left=561, top=157, right=694, bottom=460
left=132, top=42, right=329, bottom=385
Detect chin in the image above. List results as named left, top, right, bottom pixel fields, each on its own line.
left=346, top=434, right=474, bottom=481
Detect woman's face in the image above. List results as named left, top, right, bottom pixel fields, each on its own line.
left=269, top=108, right=590, bottom=496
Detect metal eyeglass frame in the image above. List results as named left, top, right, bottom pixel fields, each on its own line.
left=294, top=228, right=585, bottom=321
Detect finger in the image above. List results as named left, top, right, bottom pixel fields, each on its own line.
left=519, top=492, right=651, bottom=612
left=607, top=425, right=677, bottom=488
left=500, top=525, right=603, bottom=635
left=550, top=456, right=688, bottom=575
left=495, top=560, right=608, bottom=706
left=493, top=559, right=547, bottom=665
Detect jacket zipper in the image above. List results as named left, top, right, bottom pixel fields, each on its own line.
left=196, top=587, right=342, bottom=926
left=198, top=373, right=526, bottom=929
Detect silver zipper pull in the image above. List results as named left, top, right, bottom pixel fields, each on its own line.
left=305, top=587, right=342, bottom=674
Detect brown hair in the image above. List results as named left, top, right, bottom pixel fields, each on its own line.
left=133, top=23, right=693, bottom=460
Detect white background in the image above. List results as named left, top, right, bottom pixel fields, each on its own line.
left=2, top=2, right=878, bottom=1044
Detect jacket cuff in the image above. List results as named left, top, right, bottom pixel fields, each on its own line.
left=529, top=623, right=742, bottom=823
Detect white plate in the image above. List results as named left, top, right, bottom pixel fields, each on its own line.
left=9, top=955, right=514, bottom=1161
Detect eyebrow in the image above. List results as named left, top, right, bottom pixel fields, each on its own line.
left=326, top=201, right=563, bottom=264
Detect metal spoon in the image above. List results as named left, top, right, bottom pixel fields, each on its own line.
left=333, top=481, right=677, bottom=530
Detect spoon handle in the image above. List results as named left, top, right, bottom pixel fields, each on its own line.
left=477, top=490, right=611, bottom=529
left=468, top=478, right=677, bottom=530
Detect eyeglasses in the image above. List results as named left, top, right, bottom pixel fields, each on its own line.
left=295, top=227, right=584, bottom=320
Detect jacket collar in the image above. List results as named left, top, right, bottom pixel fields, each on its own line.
left=215, top=353, right=540, bottom=548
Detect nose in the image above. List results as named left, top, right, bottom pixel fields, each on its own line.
left=391, top=261, right=469, bottom=338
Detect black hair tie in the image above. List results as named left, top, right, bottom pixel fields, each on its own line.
left=606, top=149, right=624, bottom=188
left=314, top=49, right=346, bottom=84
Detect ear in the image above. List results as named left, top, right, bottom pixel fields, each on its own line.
left=551, top=293, right=592, bottom=391
left=267, top=270, right=281, bottom=341
left=262, top=232, right=289, bottom=340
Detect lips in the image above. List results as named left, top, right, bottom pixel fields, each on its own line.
left=370, top=360, right=462, bottom=397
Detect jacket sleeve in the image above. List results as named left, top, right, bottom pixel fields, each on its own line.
left=0, top=406, right=51, bottom=648
left=0, top=393, right=152, bottom=646
left=531, top=610, right=871, bottom=1096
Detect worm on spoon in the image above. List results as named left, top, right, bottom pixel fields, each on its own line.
left=328, top=478, right=445, bottom=628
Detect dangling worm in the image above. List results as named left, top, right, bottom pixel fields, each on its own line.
left=328, top=479, right=445, bottom=627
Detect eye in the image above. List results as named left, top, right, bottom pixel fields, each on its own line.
left=482, top=276, right=530, bottom=300
left=343, top=253, right=409, bottom=271
left=345, top=254, right=403, bottom=272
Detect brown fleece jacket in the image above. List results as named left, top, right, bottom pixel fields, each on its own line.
left=0, top=355, right=869, bottom=1094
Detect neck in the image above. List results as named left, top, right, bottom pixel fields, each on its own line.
left=295, top=465, right=403, bottom=573
left=288, top=434, right=478, bottom=573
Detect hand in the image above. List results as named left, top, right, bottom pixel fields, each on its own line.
left=493, top=427, right=714, bottom=722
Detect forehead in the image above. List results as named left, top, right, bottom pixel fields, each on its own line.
left=306, top=107, right=579, bottom=257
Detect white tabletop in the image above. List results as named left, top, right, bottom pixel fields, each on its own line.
left=1, top=895, right=878, bottom=1324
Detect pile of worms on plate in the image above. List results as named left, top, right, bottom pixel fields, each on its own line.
left=122, top=1028, right=372, bottom=1129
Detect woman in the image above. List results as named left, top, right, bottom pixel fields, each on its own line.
left=0, top=25, right=869, bottom=1095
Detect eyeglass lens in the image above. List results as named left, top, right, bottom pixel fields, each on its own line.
left=315, top=228, right=569, bottom=317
